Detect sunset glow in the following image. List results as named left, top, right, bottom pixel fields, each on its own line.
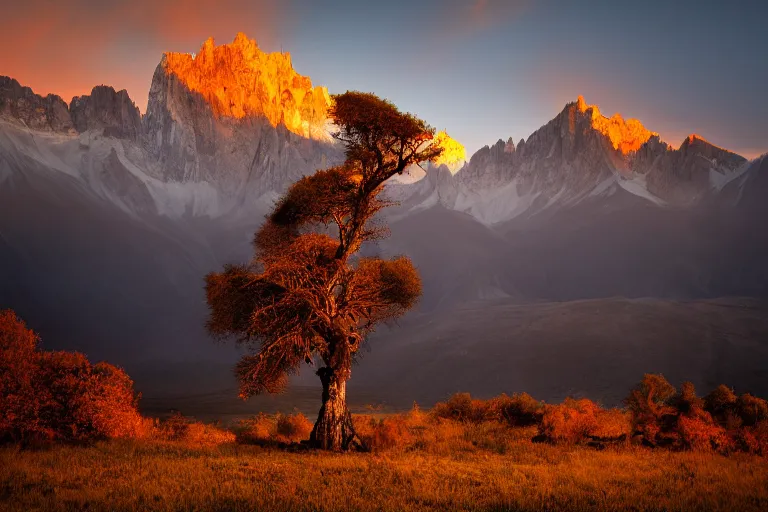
left=163, top=33, right=331, bottom=138
left=576, top=95, right=657, bottom=155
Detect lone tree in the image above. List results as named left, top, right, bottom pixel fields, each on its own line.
left=205, top=92, right=443, bottom=450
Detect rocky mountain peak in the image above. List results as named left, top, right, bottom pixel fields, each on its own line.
left=160, top=33, right=331, bottom=139
left=70, top=86, right=142, bottom=139
left=0, top=76, right=73, bottom=133
left=574, top=95, right=657, bottom=154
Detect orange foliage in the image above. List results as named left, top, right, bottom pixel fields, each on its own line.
left=540, top=398, right=630, bottom=445
left=236, top=412, right=313, bottom=445
left=275, top=413, right=313, bottom=443
left=0, top=309, right=143, bottom=443
left=677, top=412, right=730, bottom=452
left=540, top=399, right=598, bottom=444
left=236, top=414, right=274, bottom=444
left=432, top=393, right=492, bottom=423
left=355, top=414, right=415, bottom=452
left=488, top=393, right=544, bottom=427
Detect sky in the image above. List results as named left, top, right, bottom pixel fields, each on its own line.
left=1, top=0, right=767, bottom=158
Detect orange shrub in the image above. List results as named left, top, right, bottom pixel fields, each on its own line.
left=539, top=398, right=630, bottom=445
left=355, top=414, right=414, bottom=452
left=677, top=411, right=730, bottom=452
left=591, top=408, right=632, bottom=440
left=624, top=374, right=678, bottom=446
left=236, top=414, right=274, bottom=444
left=736, top=420, right=768, bottom=455
left=432, top=393, right=491, bottom=423
left=704, top=384, right=738, bottom=420
left=157, top=411, right=192, bottom=441
left=184, top=422, right=236, bottom=446
left=153, top=412, right=234, bottom=445
left=274, top=413, right=313, bottom=443
left=1, top=310, right=144, bottom=443
left=0, top=310, right=48, bottom=442
left=540, top=398, right=600, bottom=444
left=235, top=412, right=312, bottom=445
left=489, top=393, right=544, bottom=427
left=736, top=394, right=768, bottom=427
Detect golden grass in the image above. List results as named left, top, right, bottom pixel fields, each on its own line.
left=1, top=426, right=767, bottom=512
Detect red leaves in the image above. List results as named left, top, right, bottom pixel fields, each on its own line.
left=0, top=310, right=143, bottom=443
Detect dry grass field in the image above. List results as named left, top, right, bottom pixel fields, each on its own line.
left=1, top=418, right=767, bottom=512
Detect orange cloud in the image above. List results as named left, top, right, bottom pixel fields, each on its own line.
left=0, top=0, right=289, bottom=111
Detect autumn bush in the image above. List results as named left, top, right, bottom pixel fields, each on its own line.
left=624, top=373, right=679, bottom=447
left=489, top=392, right=544, bottom=427
left=538, top=398, right=629, bottom=444
left=236, top=412, right=313, bottom=444
left=623, top=375, right=768, bottom=454
left=431, top=393, right=491, bottom=423
left=355, top=413, right=415, bottom=451
left=0, top=310, right=144, bottom=443
left=236, top=413, right=274, bottom=444
left=274, top=413, right=313, bottom=443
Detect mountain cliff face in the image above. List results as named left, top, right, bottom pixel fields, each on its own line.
left=630, top=134, right=747, bottom=204
left=0, top=77, right=73, bottom=133
left=142, top=34, right=340, bottom=206
left=0, top=34, right=341, bottom=219
left=387, top=96, right=752, bottom=225
left=70, top=86, right=142, bottom=140
left=160, top=33, right=331, bottom=139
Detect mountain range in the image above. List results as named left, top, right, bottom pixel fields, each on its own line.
left=1, top=34, right=767, bottom=414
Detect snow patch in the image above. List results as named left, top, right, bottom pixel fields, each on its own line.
left=617, top=175, right=665, bottom=205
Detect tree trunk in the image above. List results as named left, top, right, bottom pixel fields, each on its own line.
left=310, top=367, right=360, bottom=451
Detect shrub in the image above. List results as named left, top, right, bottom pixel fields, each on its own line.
left=153, top=412, right=234, bottom=445
left=735, top=420, right=768, bottom=455
left=677, top=409, right=730, bottom=452
left=670, top=383, right=729, bottom=452
left=674, top=382, right=705, bottom=415
left=274, top=413, right=313, bottom=443
left=704, top=384, right=738, bottom=420
left=236, top=414, right=274, bottom=444
left=235, top=412, right=312, bottom=445
left=624, top=374, right=678, bottom=446
left=36, top=352, right=144, bottom=441
left=355, top=414, right=415, bottom=452
left=0, top=310, right=144, bottom=443
left=540, top=398, right=600, bottom=444
left=736, top=394, right=768, bottom=427
left=158, top=411, right=191, bottom=441
left=432, top=393, right=490, bottom=423
left=591, top=409, right=632, bottom=440
left=539, top=398, right=630, bottom=445
left=184, top=422, right=236, bottom=446
left=489, top=393, right=544, bottom=426
left=0, top=310, right=48, bottom=442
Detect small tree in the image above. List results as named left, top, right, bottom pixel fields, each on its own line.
left=624, top=373, right=677, bottom=445
left=206, top=92, right=442, bottom=450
